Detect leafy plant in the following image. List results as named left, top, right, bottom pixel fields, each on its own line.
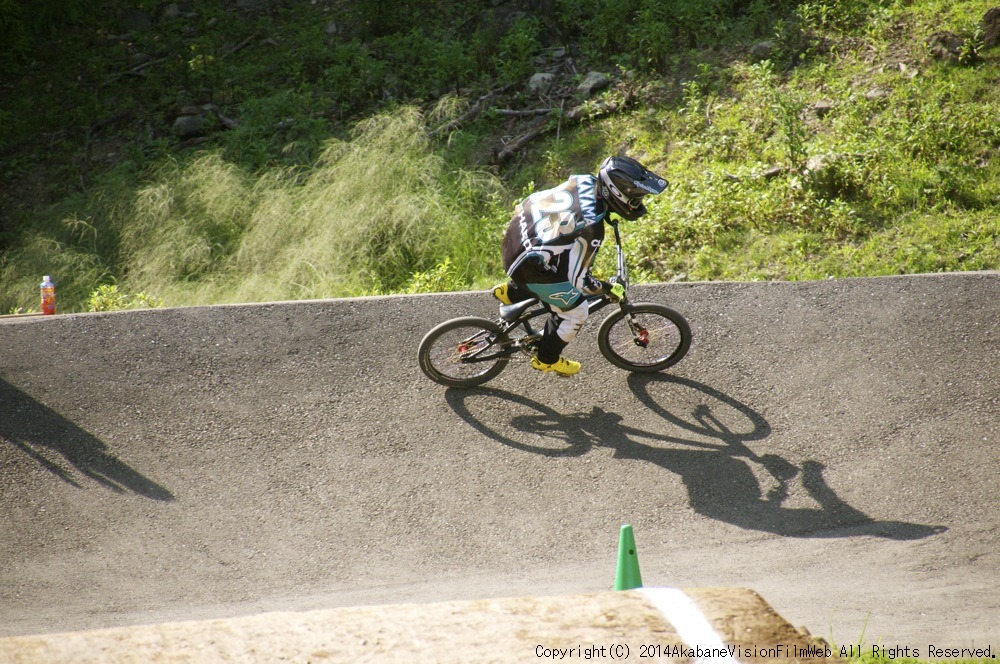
left=957, top=26, right=983, bottom=66
left=494, top=16, right=542, bottom=86
left=774, top=90, right=808, bottom=173
left=404, top=257, right=459, bottom=294
left=87, top=284, right=162, bottom=312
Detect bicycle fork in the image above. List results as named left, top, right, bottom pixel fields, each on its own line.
left=626, top=313, right=650, bottom=347
left=608, top=299, right=651, bottom=348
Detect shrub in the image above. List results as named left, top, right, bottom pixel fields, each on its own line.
left=494, top=16, right=542, bottom=86
left=87, top=284, right=163, bottom=312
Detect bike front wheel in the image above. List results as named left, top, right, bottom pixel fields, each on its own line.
left=418, top=316, right=511, bottom=388
left=597, top=303, right=691, bottom=372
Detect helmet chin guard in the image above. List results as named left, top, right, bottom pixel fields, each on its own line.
left=598, top=156, right=668, bottom=220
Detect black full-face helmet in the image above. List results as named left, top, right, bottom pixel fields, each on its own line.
left=597, top=155, right=668, bottom=220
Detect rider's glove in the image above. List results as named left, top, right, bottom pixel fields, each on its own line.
left=602, top=280, right=625, bottom=302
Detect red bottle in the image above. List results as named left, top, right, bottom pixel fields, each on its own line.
left=40, top=276, right=55, bottom=315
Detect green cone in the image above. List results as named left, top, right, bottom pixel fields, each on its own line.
left=614, top=524, right=643, bottom=590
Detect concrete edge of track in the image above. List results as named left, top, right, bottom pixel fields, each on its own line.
left=0, top=587, right=834, bottom=663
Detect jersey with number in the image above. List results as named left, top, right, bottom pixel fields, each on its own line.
left=501, top=175, right=608, bottom=307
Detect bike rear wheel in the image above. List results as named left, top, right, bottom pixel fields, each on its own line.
left=418, top=317, right=511, bottom=388
left=597, top=303, right=691, bottom=372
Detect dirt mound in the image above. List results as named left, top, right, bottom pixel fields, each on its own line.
left=0, top=588, right=828, bottom=663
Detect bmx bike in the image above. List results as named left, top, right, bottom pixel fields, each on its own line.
left=417, top=221, right=691, bottom=388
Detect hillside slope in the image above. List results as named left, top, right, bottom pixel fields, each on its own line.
left=2, top=1, right=998, bottom=312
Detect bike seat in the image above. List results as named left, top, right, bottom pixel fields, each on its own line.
left=499, top=298, right=540, bottom=321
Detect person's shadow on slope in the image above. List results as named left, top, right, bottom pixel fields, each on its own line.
left=0, top=378, right=174, bottom=501
left=444, top=375, right=944, bottom=540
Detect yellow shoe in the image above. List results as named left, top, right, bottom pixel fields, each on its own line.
left=492, top=282, right=513, bottom=305
left=531, top=355, right=581, bottom=377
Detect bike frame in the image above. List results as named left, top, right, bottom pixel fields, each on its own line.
left=463, top=221, right=642, bottom=364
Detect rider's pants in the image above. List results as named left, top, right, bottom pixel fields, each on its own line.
left=536, top=299, right=588, bottom=363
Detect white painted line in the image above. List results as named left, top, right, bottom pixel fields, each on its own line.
left=638, top=588, right=741, bottom=663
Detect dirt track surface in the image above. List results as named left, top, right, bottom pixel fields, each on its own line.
left=2, top=274, right=998, bottom=648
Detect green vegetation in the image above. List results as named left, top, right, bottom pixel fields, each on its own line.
left=86, top=284, right=162, bottom=312
left=832, top=624, right=995, bottom=664
left=842, top=647, right=993, bottom=664
left=847, top=657, right=991, bottom=664
left=1, top=0, right=997, bottom=313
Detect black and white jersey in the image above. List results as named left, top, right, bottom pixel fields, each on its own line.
left=501, top=174, right=608, bottom=305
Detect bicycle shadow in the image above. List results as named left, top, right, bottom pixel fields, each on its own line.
left=444, top=375, right=945, bottom=540
left=0, top=378, right=174, bottom=501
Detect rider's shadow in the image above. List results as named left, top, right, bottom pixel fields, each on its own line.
left=1, top=378, right=174, bottom=501
left=445, top=375, right=945, bottom=540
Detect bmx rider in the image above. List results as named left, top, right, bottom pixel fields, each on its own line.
left=492, top=155, right=668, bottom=377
